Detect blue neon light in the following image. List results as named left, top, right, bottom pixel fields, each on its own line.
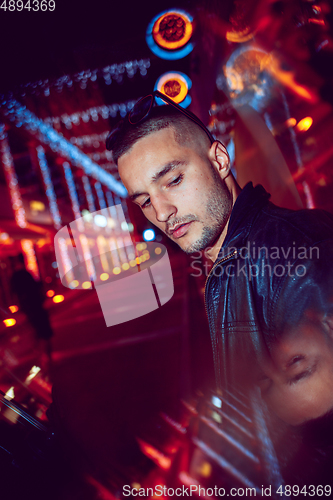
left=154, top=72, right=192, bottom=109
left=143, top=229, right=155, bottom=242
left=146, top=9, right=194, bottom=60
left=0, top=99, right=127, bottom=197
left=37, top=146, right=62, bottom=229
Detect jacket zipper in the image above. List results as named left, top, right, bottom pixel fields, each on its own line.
left=203, top=248, right=238, bottom=311
left=203, top=249, right=238, bottom=390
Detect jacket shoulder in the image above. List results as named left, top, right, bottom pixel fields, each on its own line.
left=249, top=203, right=333, bottom=246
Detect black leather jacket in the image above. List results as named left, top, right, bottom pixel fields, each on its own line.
left=204, top=183, right=333, bottom=390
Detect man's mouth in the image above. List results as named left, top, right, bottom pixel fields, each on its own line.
left=169, top=221, right=193, bottom=239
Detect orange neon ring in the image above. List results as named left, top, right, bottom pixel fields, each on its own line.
left=157, top=73, right=189, bottom=104
left=152, top=11, right=193, bottom=50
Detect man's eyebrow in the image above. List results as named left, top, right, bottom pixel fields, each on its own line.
left=129, top=160, right=185, bottom=202
left=151, top=160, right=185, bottom=182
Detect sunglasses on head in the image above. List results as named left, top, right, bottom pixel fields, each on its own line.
left=106, top=90, right=215, bottom=151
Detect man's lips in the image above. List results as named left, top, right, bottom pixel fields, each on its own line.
left=169, top=221, right=193, bottom=239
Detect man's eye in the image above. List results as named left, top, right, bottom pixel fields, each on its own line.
left=140, top=198, right=151, bottom=209
left=168, top=174, right=184, bottom=187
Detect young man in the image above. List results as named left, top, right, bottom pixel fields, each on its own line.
left=107, top=95, right=333, bottom=426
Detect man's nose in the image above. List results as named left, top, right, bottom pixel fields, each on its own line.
left=152, top=195, right=177, bottom=223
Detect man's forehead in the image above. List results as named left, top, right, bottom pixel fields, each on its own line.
left=118, top=127, right=186, bottom=179
left=123, top=126, right=180, bottom=158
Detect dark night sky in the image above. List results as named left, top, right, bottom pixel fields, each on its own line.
left=0, top=0, right=194, bottom=92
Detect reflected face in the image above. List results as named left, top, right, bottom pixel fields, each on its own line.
left=118, top=127, right=232, bottom=254
left=257, top=321, right=333, bottom=425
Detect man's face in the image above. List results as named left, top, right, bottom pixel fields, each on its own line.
left=118, top=127, right=232, bottom=254
left=257, top=320, right=333, bottom=425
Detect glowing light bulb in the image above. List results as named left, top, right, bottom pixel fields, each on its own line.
left=296, top=117, right=313, bottom=132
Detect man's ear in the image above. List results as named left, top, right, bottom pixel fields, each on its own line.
left=208, top=141, right=230, bottom=180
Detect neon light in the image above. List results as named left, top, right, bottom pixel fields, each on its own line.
left=97, top=236, right=110, bottom=272
left=106, top=191, right=114, bottom=208
left=3, top=319, right=16, bottom=327
left=95, top=182, right=107, bottom=209
left=108, top=237, right=121, bottom=269
left=0, top=125, right=27, bottom=228
left=57, top=237, right=74, bottom=284
left=154, top=72, right=192, bottom=108
left=146, top=10, right=194, bottom=60
left=53, top=295, right=65, bottom=303
left=82, top=175, right=96, bottom=213
left=0, top=99, right=127, bottom=197
left=0, top=58, right=151, bottom=99
left=296, top=117, right=313, bottom=132
left=36, top=146, right=62, bottom=229
left=79, top=233, right=96, bottom=281
left=70, top=131, right=109, bottom=146
left=63, top=161, right=84, bottom=231
left=21, top=239, right=39, bottom=279
left=46, top=100, right=138, bottom=128
left=152, top=11, right=193, bottom=49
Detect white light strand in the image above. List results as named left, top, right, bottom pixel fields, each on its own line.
left=82, top=175, right=96, bottom=213
left=95, top=182, right=107, bottom=210
left=88, top=150, right=113, bottom=162
left=0, top=59, right=151, bottom=99
left=63, top=161, right=84, bottom=231
left=106, top=191, right=114, bottom=208
left=45, top=100, right=138, bottom=129
left=0, top=99, right=127, bottom=197
left=57, top=237, right=74, bottom=285
left=21, top=239, right=39, bottom=279
left=36, top=145, right=62, bottom=230
left=0, top=124, right=27, bottom=228
left=70, top=131, right=109, bottom=147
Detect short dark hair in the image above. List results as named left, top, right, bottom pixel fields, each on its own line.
left=112, top=105, right=210, bottom=165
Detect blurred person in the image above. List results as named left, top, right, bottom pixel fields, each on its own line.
left=10, top=252, right=53, bottom=371
left=105, top=92, right=333, bottom=426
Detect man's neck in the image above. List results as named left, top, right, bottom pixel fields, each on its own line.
left=205, top=180, right=241, bottom=263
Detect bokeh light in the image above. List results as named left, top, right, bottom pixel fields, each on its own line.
left=143, top=229, right=155, bottom=241
left=53, top=294, right=65, bottom=303
left=82, top=281, right=92, bottom=289
left=3, top=318, right=16, bottom=327
left=296, top=117, right=313, bottom=132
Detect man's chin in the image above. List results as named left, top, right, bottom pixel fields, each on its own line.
left=179, top=237, right=208, bottom=255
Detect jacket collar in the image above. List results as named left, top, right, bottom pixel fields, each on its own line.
left=217, top=182, right=271, bottom=260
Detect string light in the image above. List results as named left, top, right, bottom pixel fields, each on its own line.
left=95, top=182, right=107, bottom=210
left=106, top=191, right=114, bottom=208
left=63, top=161, right=84, bottom=231
left=0, top=59, right=151, bottom=100
left=36, top=145, right=62, bottom=229
left=87, top=150, right=113, bottom=161
left=79, top=234, right=96, bottom=281
left=70, top=131, right=109, bottom=147
left=45, top=100, right=138, bottom=129
left=21, top=239, right=39, bottom=279
left=0, top=125, right=27, bottom=228
left=0, top=99, right=127, bottom=197
left=82, top=175, right=96, bottom=213
left=57, top=237, right=74, bottom=285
